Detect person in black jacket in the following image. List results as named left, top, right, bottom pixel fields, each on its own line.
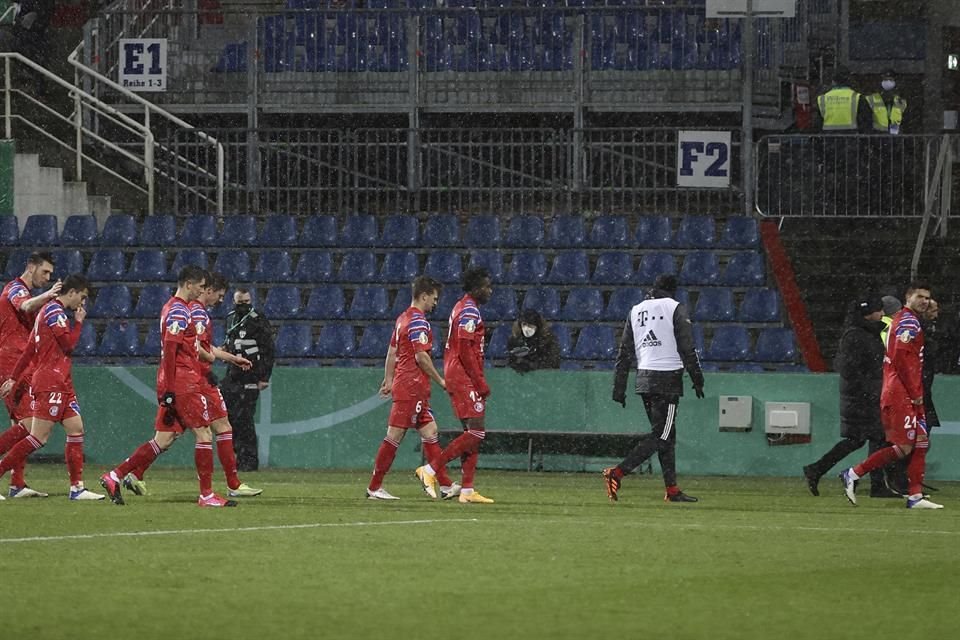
left=506, top=309, right=561, bottom=373
left=802, top=296, right=900, bottom=497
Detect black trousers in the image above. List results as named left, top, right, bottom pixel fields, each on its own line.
left=221, top=384, right=260, bottom=471
left=619, top=393, right=679, bottom=488
left=806, top=434, right=886, bottom=493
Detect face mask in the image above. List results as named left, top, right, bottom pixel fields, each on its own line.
left=234, top=303, right=252, bottom=317
left=521, top=325, right=536, bottom=338
left=881, top=80, right=895, bottom=91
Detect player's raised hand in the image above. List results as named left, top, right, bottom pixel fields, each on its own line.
left=74, top=303, right=87, bottom=323
left=0, top=378, right=14, bottom=399
left=47, top=279, right=62, bottom=298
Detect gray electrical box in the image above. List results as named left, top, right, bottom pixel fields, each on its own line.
left=764, top=402, right=811, bottom=435
left=719, top=396, right=753, bottom=432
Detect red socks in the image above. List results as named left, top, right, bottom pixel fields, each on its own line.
left=420, top=435, right=453, bottom=487
left=907, top=442, right=929, bottom=496
left=853, top=445, right=902, bottom=477
left=0, top=423, right=30, bottom=488
left=216, top=431, right=241, bottom=491
left=0, top=434, right=43, bottom=477
left=195, top=442, right=214, bottom=496
left=114, top=439, right=162, bottom=479
left=429, top=429, right=484, bottom=478
left=368, top=436, right=400, bottom=492
left=65, top=433, right=84, bottom=486
left=665, top=484, right=680, bottom=496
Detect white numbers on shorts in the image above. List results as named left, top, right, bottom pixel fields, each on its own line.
left=48, top=392, right=63, bottom=404
left=469, top=391, right=481, bottom=402
left=415, top=400, right=423, bottom=413
left=903, top=415, right=917, bottom=430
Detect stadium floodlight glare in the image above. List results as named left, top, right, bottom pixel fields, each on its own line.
left=949, top=54, right=959, bottom=71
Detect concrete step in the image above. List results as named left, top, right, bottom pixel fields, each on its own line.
left=87, top=194, right=112, bottom=227
left=62, top=181, right=89, bottom=215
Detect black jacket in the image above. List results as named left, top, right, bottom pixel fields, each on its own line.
left=506, top=324, right=561, bottom=373
left=222, top=307, right=275, bottom=386
left=834, top=311, right=885, bottom=437
left=921, top=317, right=941, bottom=428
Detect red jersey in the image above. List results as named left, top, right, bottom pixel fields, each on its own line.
left=0, top=278, right=36, bottom=374
left=881, top=307, right=924, bottom=407
left=189, top=300, right=213, bottom=380
left=17, top=300, right=81, bottom=393
left=390, top=306, right=433, bottom=399
left=443, top=294, right=485, bottom=388
left=157, top=296, right=201, bottom=393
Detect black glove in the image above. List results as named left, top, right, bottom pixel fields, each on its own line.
left=160, top=391, right=176, bottom=408
left=694, top=385, right=705, bottom=399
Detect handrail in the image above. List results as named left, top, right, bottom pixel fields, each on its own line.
left=0, top=5, right=16, bottom=24
left=911, top=134, right=953, bottom=279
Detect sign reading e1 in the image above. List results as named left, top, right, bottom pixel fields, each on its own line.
left=119, top=38, right=168, bottom=92
left=676, top=131, right=732, bottom=188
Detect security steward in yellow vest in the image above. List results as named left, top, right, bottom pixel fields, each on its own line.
left=816, top=66, right=872, bottom=133
left=865, top=70, right=906, bottom=135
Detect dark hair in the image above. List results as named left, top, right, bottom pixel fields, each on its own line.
left=206, top=271, right=229, bottom=292
left=462, top=267, right=490, bottom=294
left=27, top=251, right=54, bottom=267
left=62, top=273, right=89, bottom=294
left=833, top=65, right=850, bottom=84
left=906, top=280, right=931, bottom=296
left=412, top=275, right=442, bottom=299
left=234, top=286, right=251, bottom=296
left=177, top=265, right=207, bottom=287
left=653, top=273, right=678, bottom=295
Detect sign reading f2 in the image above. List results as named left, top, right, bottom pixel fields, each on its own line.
left=676, top=131, right=732, bottom=188
left=119, top=38, right=168, bottom=93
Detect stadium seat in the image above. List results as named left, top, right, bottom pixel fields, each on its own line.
left=464, top=215, right=501, bottom=247
left=263, top=285, right=302, bottom=319
left=348, top=286, right=391, bottom=320
left=252, top=249, right=294, bottom=281
left=339, top=214, right=378, bottom=247
left=720, top=252, right=765, bottom=287
left=704, top=326, right=751, bottom=361
left=100, top=214, right=137, bottom=247
left=60, top=215, right=98, bottom=246
left=505, top=251, right=547, bottom=284
left=299, top=215, right=338, bottom=247
left=378, top=251, right=419, bottom=283
left=313, top=323, right=356, bottom=358
left=571, top=325, right=617, bottom=360
left=435, top=287, right=460, bottom=319
left=604, top=287, right=643, bottom=321
left=592, top=251, right=634, bottom=284
left=177, top=215, right=218, bottom=247
left=20, top=215, right=58, bottom=246
left=739, top=288, right=780, bottom=322
left=86, top=249, right=127, bottom=281
left=126, top=250, right=166, bottom=282
left=132, top=284, right=172, bottom=318
left=467, top=250, right=504, bottom=282
left=380, top=214, right=419, bottom=248
left=97, top=320, right=140, bottom=357
left=212, top=249, right=251, bottom=282
left=521, top=287, right=560, bottom=320
left=276, top=324, right=313, bottom=358
left=754, top=327, right=796, bottom=362
left=138, top=215, right=176, bottom=246
left=719, top=217, right=759, bottom=248
left=692, top=288, right=736, bottom=322
left=337, top=252, right=378, bottom=282
left=635, top=252, right=676, bottom=284
left=3, top=249, right=30, bottom=279
left=679, top=251, right=720, bottom=286
left=170, top=249, right=209, bottom=275
left=421, top=214, right=461, bottom=247
left=588, top=215, right=629, bottom=248
left=503, top=216, right=544, bottom=248
left=482, top=288, right=517, bottom=321
left=731, top=363, right=766, bottom=373
left=355, top=323, right=393, bottom=358
left=545, top=251, right=589, bottom=284
left=561, top=288, right=604, bottom=321
left=673, top=215, right=716, bottom=248
left=634, top=216, right=672, bottom=248
left=88, top=284, right=132, bottom=318
left=257, top=214, right=298, bottom=247
left=0, top=216, right=18, bottom=246
left=218, top=215, right=258, bottom=247
left=74, top=322, right=98, bottom=357
left=304, top=285, right=346, bottom=319
left=485, top=324, right=512, bottom=360
left=423, top=251, right=462, bottom=284
left=545, top=215, right=586, bottom=248
left=51, top=249, right=84, bottom=280
left=692, top=324, right=706, bottom=354
left=137, top=323, right=161, bottom=357
left=292, top=251, right=334, bottom=282
left=550, top=323, right=572, bottom=358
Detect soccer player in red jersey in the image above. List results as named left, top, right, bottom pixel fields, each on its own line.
left=99, top=265, right=238, bottom=507
left=0, top=274, right=104, bottom=500
left=367, top=276, right=459, bottom=500
left=416, top=267, right=494, bottom=504
left=840, top=281, right=943, bottom=509
left=0, top=251, right=61, bottom=499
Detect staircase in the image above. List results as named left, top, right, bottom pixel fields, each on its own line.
left=13, top=152, right=112, bottom=229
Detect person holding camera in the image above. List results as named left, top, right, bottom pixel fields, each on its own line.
left=506, top=309, right=560, bottom=373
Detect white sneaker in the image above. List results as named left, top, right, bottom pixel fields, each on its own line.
left=70, top=487, right=105, bottom=501
left=0, top=492, right=5, bottom=501
left=440, top=482, right=462, bottom=500
left=9, top=485, right=48, bottom=498
left=907, top=497, right=944, bottom=509
left=839, top=468, right=857, bottom=505
left=366, top=487, right=400, bottom=500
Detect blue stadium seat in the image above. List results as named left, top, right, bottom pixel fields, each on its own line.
left=97, top=320, right=140, bottom=357
left=88, top=284, right=132, bottom=318
left=464, top=215, right=501, bottom=247
left=380, top=214, right=419, bottom=248
left=423, top=251, right=462, bottom=284
left=169, top=249, right=209, bottom=275
left=692, top=324, right=706, bottom=354
left=263, top=285, right=302, bottom=319
left=337, top=252, right=378, bottom=282
left=212, top=249, right=251, bottom=282
left=679, top=251, right=720, bottom=286
left=604, top=287, right=643, bottom=321
left=87, top=249, right=126, bottom=281
left=485, top=324, right=512, bottom=360
left=51, top=249, right=84, bottom=280
left=101, top=214, right=136, bottom=247
left=467, top=250, right=504, bottom=282
left=572, top=325, right=617, bottom=360
left=292, top=251, right=334, bottom=282
left=252, top=249, right=294, bottom=281
left=692, top=288, right=736, bottom=322
left=178, top=215, right=218, bottom=247
left=276, top=324, right=313, bottom=358
left=721, top=251, right=765, bottom=287
left=74, top=322, right=98, bottom=357
left=0, top=216, right=18, bottom=246
left=739, top=288, right=780, bottom=322
left=304, top=285, right=346, bottom=320
left=3, top=249, right=30, bottom=279
left=634, top=216, right=672, bottom=248
left=545, top=251, right=589, bottom=284
left=60, top=215, right=98, bottom=246
left=545, top=215, right=586, bottom=248
left=348, top=286, right=391, bottom=320
left=340, top=214, right=378, bottom=247
left=431, top=322, right=445, bottom=358
left=390, top=288, right=414, bottom=318
left=313, top=323, right=356, bottom=358
left=505, top=251, right=547, bottom=284
left=138, top=215, right=176, bottom=246
left=137, top=323, right=161, bottom=357
left=503, top=216, right=544, bottom=248
left=635, top=252, right=676, bottom=284
left=551, top=323, right=572, bottom=358
left=421, top=214, right=460, bottom=247
left=21, top=215, right=58, bottom=246
left=592, top=251, right=634, bottom=284
left=132, top=284, right=172, bottom=318
left=482, top=288, right=517, bottom=321
left=673, top=215, right=716, bottom=248
left=218, top=215, right=258, bottom=247
left=521, top=287, right=560, bottom=320
left=754, top=328, right=796, bottom=362
left=719, top=217, right=759, bottom=248
left=561, top=288, right=604, bottom=321
left=299, top=215, right=338, bottom=247
left=435, top=287, right=461, bottom=319
left=378, top=251, right=419, bottom=283
left=704, top=326, right=751, bottom=361
left=588, top=215, right=629, bottom=248
left=257, top=215, right=297, bottom=247
left=355, top=323, right=393, bottom=358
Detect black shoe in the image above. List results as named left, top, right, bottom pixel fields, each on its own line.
left=922, top=482, right=939, bottom=493
left=665, top=491, right=698, bottom=503
left=802, top=465, right=820, bottom=496
left=869, top=487, right=902, bottom=498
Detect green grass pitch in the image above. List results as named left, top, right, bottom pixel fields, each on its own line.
left=2, top=466, right=958, bottom=640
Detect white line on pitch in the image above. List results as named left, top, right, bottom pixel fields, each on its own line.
left=0, top=518, right=480, bottom=545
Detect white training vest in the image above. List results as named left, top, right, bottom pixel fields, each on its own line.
left=630, top=297, right=682, bottom=371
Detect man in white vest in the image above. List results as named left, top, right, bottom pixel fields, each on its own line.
left=603, top=274, right=705, bottom=503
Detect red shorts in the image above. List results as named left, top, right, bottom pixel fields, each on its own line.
left=4, top=380, right=34, bottom=423
left=881, top=402, right=928, bottom=446
left=154, top=389, right=214, bottom=433
left=388, top=397, right=436, bottom=429
left=31, top=390, right=81, bottom=423
left=199, top=383, right=229, bottom=423
left=448, top=384, right=486, bottom=420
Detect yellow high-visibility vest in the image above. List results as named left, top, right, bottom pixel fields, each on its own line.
left=880, top=315, right=893, bottom=347
left=817, top=87, right=861, bottom=131
left=866, top=93, right=907, bottom=134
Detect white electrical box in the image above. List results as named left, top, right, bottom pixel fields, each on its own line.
left=719, top=396, right=753, bottom=432
left=764, top=402, right=811, bottom=435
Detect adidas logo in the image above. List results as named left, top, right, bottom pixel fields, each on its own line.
left=639, top=330, right=661, bottom=348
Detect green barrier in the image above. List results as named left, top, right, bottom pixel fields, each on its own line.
left=60, top=367, right=960, bottom=480
left=0, top=140, right=13, bottom=216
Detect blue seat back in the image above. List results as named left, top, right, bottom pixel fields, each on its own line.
left=521, top=287, right=560, bottom=320
left=464, top=215, right=501, bottom=247
left=305, top=285, right=346, bottom=319
left=721, top=252, right=765, bottom=287
left=213, top=249, right=251, bottom=282
left=138, top=216, right=176, bottom=246
left=423, top=251, right=462, bottom=283
left=435, top=287, right=461, bottom=319
left=87, top=249, right=127, bottom=281
left=253, top=249, right=294, bottom=281
left=572, top=325, right=617, bottom=360
left=550, top=323, right=572, bottom=358
left=719, top=217, right=759, bottom=248
left=276, top=324, right=313, bottom=358
left=340, top=214, right=378, bottom=247
left=355, top=323, right=393, bottom=357
left=170, top=249, right=209, bottom=275
left=101, top=214, right=137, bottom=246
left=314, top=323, right=356, bottom=358
left=3, top=249, right=30, bottom=279
left=634, top=216, right=672, bottom=248
left=679, top=251, right=720, bottom=285
left=218, top=215, right=258, bottom=247
left=705, top=326, right=751, bottom=361
left=0, top=216, right=18, bottom=246
left=348, top=286, right=391, bottom=319
left=504, top=216, right=544, bottom=248
left=604, top=287, right=643, bottom=321
left=422, top=215, right=461, bottom=247
left=505, top=251, right=546, bottom=284
left=51, top=249, right=84, bottom=280
left=546, top=215, right=586, bottom=248
left=739, top=288, right=780, bottom=322
left=545, top=251, right=589, bottom=284
left=299, top=215, right=338, bottom=247
left=380, top=214, right=419, bottom=247
left=263, top=285, right=302, bottom=319
left=467, top=250, right=504, bottom=282
left=482, top=288, right=517, bottom=321
left=592, top=251, right=634, bottom=284
left=60, top=215, right=98, bottom=246
left=754, top=327, right=796, bottom=362
left=379, top=251, right=419, bottom=283
left=74, top=322, right=98, bottom=357
left=485, top=324, right=512, bottom=359
left=133, top=284, right=172, bottom=318
left=692, top=288, right=735, bottom=322
left=178, top=215, right=218, bottom=247
left=127, top=249, right=167, bottom=282
left=88, top=284, right=132, bottom=318
left=337, top=251, right=378, bottom=282
left=21, top=215, right=58, bottom=246
left=257, top=215, right=298, bottom=247
left=98, top=320, right=140, bottom=357
left=562, top=288, right=604, bottom=322
left=589, top=215, right=629, bottom=247
left=293, top=251, right=334, bottom=282
left=673, top=215, right=716, bottom=248
left=635, top=252, right=676, bottom=284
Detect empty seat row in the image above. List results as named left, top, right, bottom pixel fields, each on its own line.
left=73, top=320, right=227, bottom=358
